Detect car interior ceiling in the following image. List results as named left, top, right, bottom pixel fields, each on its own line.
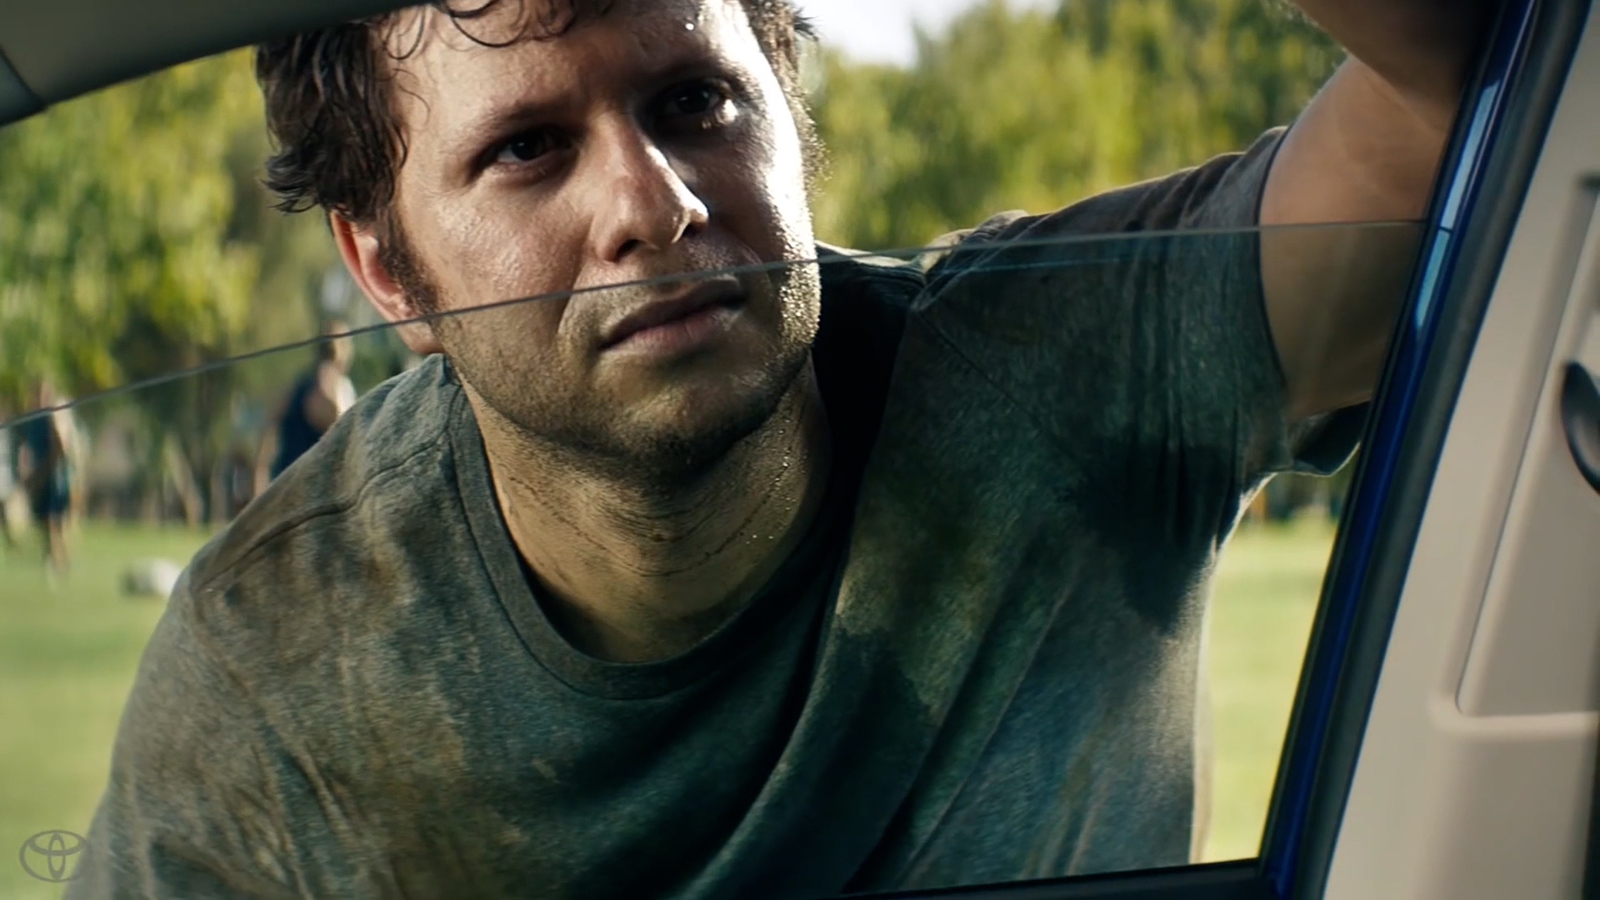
left=0, top=0, right=408, bottom=128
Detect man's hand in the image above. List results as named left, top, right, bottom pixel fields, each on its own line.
left=1260, top=0, right=1498, bottom=422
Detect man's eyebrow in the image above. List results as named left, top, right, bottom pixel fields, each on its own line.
left=452, top=52, right=734, bottom=148
left=456, top=95, right=571, bottom=149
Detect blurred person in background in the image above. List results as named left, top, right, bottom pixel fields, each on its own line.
left=0, top=401, right=17, bottom=551
left=16, top=379, right=75, bottom=579
left=253, top=321, right=358, bottom=495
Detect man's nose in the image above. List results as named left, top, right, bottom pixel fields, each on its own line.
left=589, top=126, right=710, bottom=264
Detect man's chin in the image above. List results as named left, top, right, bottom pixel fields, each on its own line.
left=592, top=359, right=808, bottom=483
left=472, top=337, right=812, bottom=486
left=621, top=393, right=783, bottom=478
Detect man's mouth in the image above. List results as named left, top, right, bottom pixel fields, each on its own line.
left=599, top=281, right=746, bottom=355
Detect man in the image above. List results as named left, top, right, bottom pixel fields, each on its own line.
left=16, top=380, right=74, bottom=578
left=71, top=1, right=1490, bottom=897
left=252, top=320, right=359, bottom=494
left=0, top=401, right=17, bottom=551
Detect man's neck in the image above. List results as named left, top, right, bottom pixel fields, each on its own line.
left=476, top=368, right=833, bottom=664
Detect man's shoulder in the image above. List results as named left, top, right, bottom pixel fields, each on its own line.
left=190, top=357, right=462, bottom=598
left=909, top=129, right=1287, bottom=290
left=814, top=217, right=1021, bottom=290
left=816, top=242, right=926, bottom=301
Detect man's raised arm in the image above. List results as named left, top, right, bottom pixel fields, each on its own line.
left=1261, top=0, right=1498, bottom=422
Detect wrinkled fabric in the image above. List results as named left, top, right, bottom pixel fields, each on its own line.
left=68, top=129, right=1365, bottom=900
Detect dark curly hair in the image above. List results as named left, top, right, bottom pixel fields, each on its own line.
left=255, top=0, right=819, bottom=236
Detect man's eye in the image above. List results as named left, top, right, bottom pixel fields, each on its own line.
left=494, top=130, right=566, bottom=166
left=660, top=82, right=733, bottom=123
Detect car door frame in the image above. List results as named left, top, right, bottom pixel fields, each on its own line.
left=1261, top=0, right=1589, bottom=897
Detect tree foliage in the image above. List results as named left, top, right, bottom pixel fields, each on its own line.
left=809, top=0, right=1343, bottom=250
left=0, top=49, right=334, bottom=521
left=1, top=52, right=243, bottom=402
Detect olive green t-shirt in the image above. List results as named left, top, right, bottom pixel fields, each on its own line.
left=68, top=129, right=1364, bottom=900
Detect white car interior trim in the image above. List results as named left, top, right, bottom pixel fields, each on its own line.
left=1457, top=191, right=1600, bottom=716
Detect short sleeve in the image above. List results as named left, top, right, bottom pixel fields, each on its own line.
left=910, top=128, right=1364, bottom=548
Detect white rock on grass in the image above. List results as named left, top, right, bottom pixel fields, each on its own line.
left=121, top=559, right=184, bottom=599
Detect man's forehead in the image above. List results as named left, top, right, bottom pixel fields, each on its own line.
left=382, top=0, right=724, bottom=59
left=380, top=0, right=757, bottom=151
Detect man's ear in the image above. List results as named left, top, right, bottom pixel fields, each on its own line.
left=330, top=212, right=445, bottom=356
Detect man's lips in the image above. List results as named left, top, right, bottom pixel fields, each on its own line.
left=599, top=281, right=745, bottom=350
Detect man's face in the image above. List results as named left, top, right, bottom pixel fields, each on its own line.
left=375, top=0, right=820, bottom=477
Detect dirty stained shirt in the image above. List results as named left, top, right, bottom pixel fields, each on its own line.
left=68, top=128, right=1365, bottom=900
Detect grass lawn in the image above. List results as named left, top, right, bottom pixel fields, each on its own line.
left=0, top=516, right=1333, bottom=896
left=1201, top=517, right=1333, bottom=863
left=0, top=522, right=213, bottom=900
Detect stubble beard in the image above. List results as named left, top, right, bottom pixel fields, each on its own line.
left=392, top=231, right=823, bottom=492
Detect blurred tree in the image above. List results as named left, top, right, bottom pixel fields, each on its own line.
left=0, top=51, right=255, bottom=402
left=0, top=49, right=333, bottom=524
left=809, top=0, right=1343, bottom=251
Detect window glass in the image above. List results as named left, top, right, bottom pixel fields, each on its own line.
left=0, top=0, right=1461, bottom=896
left=1, top=219, right=1412, bottom=897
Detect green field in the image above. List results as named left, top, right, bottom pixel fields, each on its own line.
left=0, top=522, right=213, bottom=900
left=1202, top=518, right=1332, bottom=862
left=0, top=517, right=1332, bottom=897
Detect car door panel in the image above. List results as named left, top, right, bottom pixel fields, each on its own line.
left=1458, top=194, right=1600, bottom=717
